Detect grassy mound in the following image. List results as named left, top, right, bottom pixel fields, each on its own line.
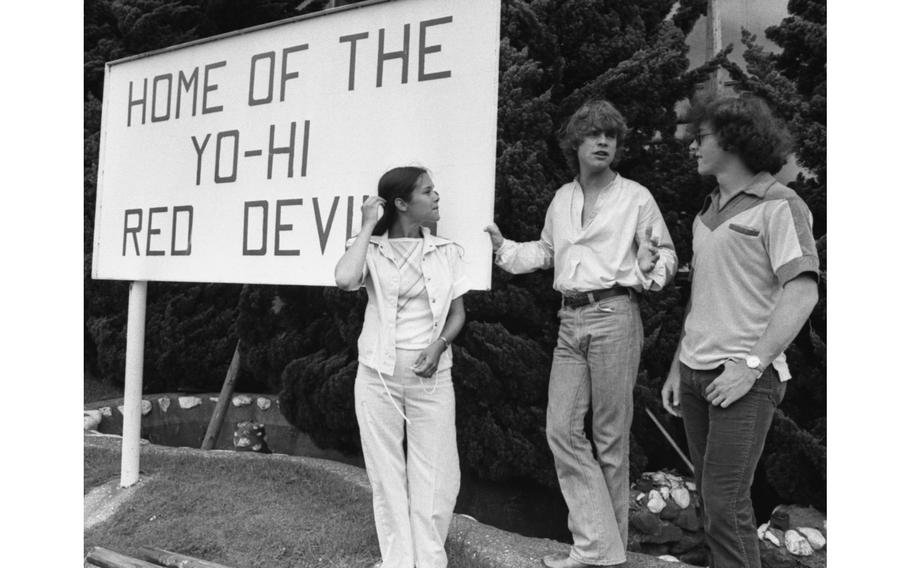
left=84, top=442, right=378, bottom=568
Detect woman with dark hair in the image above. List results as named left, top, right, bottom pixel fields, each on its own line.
left=661, top=94, right=818, bottom=568
left=335, top=166, right=468, bottom=568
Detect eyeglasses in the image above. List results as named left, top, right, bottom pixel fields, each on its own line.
left=694, top=130, right=714, bottom=145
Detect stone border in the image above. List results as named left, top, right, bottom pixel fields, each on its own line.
left=84, top=433, right=692, bottom=568
left=84, top=393, right=363, bottom=465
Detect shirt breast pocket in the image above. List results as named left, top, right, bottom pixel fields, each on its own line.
left=728, top=223, right=761, bottom=237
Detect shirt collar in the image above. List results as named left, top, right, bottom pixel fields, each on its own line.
left=701, top=171, right=777, bottom=214
left=572, top=172, right=623, bottom=191
left=369, top=226, right=449, bottom=258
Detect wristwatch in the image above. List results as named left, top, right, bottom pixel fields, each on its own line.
left=745, top=355, right=764, bottom=373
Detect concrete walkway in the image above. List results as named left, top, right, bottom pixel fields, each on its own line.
left=84, top=434, right=695, bottom=568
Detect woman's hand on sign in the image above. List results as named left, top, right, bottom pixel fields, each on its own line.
left=484, top=223, right=505, bottom=252
left=361, top=196, right=386, bottom=228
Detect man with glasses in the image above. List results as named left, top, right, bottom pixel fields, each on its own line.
left=486, top=99, right=677, bottom=568
left=661, top=94, right=819, bottom=568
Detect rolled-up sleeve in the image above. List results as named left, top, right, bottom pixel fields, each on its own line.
left=342, top=236, right=368, bottom=290
left=447, top=244, right=471, bottom=299
left=765, top=197, right=819, bottom=285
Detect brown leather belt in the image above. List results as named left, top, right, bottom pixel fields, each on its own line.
left=562, top=287, right=630, bottom=309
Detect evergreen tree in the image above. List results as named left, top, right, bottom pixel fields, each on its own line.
left=278, top=0, right=713, bottom=488
left=85, top=0, right=826, bottom=512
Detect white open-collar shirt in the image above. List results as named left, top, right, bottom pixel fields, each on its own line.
left=496, top=175, right=677, bottom=294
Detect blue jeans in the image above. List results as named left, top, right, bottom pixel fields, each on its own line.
left=679, top=363, right=786, bottom=568
left=547, top=294, right=643, bottom=566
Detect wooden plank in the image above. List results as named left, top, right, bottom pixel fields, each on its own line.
left=137, top=546, right=236, bottom=568
left=84, top=546, right=164, bottom=568
left=200, top=341, right=242, bottom=450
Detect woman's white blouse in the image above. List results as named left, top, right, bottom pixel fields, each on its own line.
left=343, top=226, right=469, bottom=375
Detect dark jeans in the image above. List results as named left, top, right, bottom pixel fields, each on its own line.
left=679, top=363, right=786, bottom=568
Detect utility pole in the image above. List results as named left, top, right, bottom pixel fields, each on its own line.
left=706, top=0, right=724, bottom=95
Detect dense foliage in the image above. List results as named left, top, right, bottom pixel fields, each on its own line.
left=85, top=0, right=826, bottom=512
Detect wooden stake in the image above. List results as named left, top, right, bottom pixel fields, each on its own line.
left=138, top=546, right=236, bottom=568
left=84, top=546, right=162, bottom=568
left=645, top=407, right=695, bottom=475
left=201, top=341, right=241, bottom=450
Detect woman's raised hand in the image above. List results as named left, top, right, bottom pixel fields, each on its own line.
left=361, top=195, right=386, bottom=228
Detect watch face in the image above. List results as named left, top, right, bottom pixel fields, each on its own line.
left=746, top=356, right=761, bottom=369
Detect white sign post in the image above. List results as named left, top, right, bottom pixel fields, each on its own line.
left=92, top=0, right=501, bottom=487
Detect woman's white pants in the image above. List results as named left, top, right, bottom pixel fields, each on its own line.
left=355, top=350, right=460, bottom=568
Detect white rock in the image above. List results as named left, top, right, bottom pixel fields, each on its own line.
left=158, top=397, right=170, bottom=412
left=209, top=397, right=219, bottom=403
left=257, top=397, right=272, bottom=410
left=232, top=395, right=253, bottom=406
left=84, top=410, right=102, bottom=430
left=784, top=530, right=813, bottom=556
left=647, top=490, right=666, bottom=514
left=796, top=527, right=826, bottom=550
left=99, top=406, right=112, bottom=417
left=141, top=400, right=152, bottom=415
left=657, top=555, right=679, bottom=563
left=757, top=522, right=769, bottom=538
left=665, top=473, right=683, bottom=485
left=659, top=486, right=671, bottom=500
left=685, top=481, right=696, bottom=492
left=178, top=396, right=202, bottom=409
left=635, top=492, right=646, bottom=502
left=670, top=487, right=690, bottom=509
left=763, top=527, right=781, bottom=547
left=651, top=471, right=668, bottom=485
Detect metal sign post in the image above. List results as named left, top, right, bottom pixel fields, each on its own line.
left=120, top=280, right=147, bottom=487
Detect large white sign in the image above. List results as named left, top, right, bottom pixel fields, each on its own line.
left=92, top=0, right=499, bottom=288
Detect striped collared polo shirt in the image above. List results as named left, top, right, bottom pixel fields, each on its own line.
left=680, top=172, right=819, bottom=380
